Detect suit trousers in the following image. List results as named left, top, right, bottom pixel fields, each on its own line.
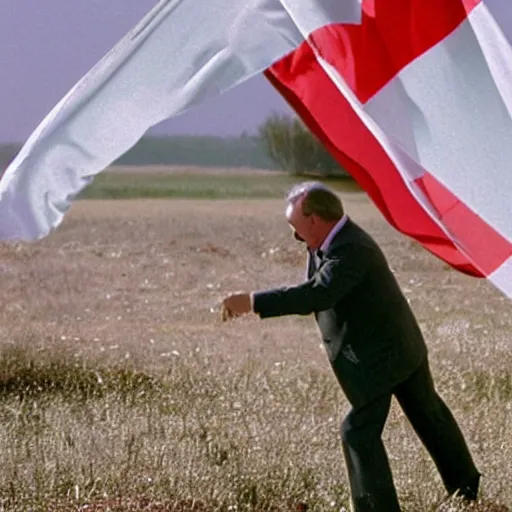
left=340, top=359, right=480, bottom=511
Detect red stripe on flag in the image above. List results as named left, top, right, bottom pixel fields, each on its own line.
left=309, top=0, right=481, bottom=102
left=415, top=174, right=512, bottom=275
left=265, top=40, right=487, bottom=277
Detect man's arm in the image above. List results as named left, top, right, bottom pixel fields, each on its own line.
left=222, top=245, right=370, bottom=320
left=253, top=252, right=366, bottom=318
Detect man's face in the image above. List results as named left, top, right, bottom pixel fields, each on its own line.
left=286, top=197, right=318, bottom=248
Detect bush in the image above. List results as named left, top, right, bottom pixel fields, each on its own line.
left=258, top=113, right=347, bottom=176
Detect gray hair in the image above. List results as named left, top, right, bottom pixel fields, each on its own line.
left=285, top=181, right=344, bottom=221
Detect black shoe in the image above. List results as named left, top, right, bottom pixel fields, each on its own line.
left=457, top=473, right=481, bottom=501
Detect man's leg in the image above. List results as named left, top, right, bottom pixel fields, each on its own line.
left=393, top=359, right=480, bottom=499
left=341, top=393, right=401, bottom=512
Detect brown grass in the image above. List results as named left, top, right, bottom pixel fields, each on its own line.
left=0, top=194, right=510, bottom=511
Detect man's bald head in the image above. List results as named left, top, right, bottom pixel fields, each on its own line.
left=285, top=182, right=344, bottom=248
left=286, top=182, right=344, bottom=220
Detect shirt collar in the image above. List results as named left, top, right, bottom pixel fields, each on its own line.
left=319, top=214, right=349, bottom=254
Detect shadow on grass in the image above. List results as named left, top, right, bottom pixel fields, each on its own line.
left=0, top=347, right=163, bottom=401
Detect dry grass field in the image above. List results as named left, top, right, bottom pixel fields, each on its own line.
left=0, top=188, right=510, bottom=510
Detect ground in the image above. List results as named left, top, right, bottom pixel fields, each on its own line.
left=0, top=189, right=509, bottom=510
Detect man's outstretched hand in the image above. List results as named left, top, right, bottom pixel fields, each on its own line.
left=221, top=293, right=252, bottom=321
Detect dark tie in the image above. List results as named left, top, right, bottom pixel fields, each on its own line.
left=315, top=250, right=324, bottom=270
left=308, top=249, right=323, bottom=276
left=308, top=249, right=324, bottom=278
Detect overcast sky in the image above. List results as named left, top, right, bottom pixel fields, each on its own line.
left=0, top=0, right=293, bottom=143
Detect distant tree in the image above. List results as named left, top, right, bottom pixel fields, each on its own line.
left=113, top=135, right=275, bottom=169
left=257, top=113, right=346, bottom=176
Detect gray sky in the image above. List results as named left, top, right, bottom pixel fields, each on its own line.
left=0, top=0, right=293, bottom=143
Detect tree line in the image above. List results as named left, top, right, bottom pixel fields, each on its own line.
left=1, top=114, right=348, bottom=177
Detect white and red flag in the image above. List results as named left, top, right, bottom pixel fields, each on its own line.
left=0, top=0, right=510, bottom=297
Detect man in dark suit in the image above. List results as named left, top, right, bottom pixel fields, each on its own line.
left=222, top=182, right=480, bottom=511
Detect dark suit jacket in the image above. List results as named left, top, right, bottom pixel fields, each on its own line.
left=252, top=219, right=427, bottom=408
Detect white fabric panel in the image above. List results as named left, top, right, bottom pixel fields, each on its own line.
left=489, top=256, right=512, bottom=298
left=279, top=0, right=361, bottom=36
left=0, top=0, right=295, bottom=240
left=0, top=0, right=362, bottom=241
left=471, top=0, right=512, bottom=118
left=364, top=1, right=512, bottom=244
